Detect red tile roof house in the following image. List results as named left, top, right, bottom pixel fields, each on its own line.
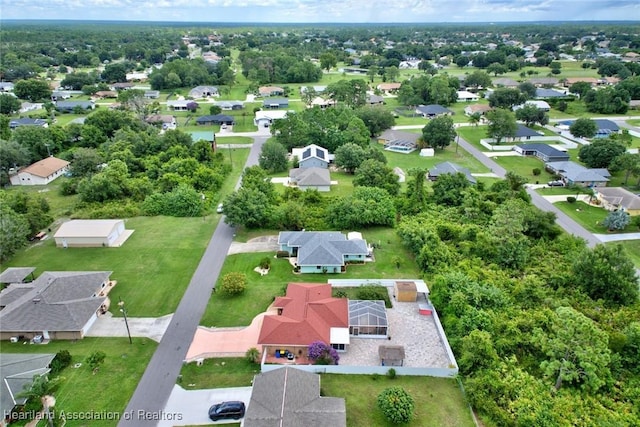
left=9, top=157, right=69, bottom=186
left=258, top=283, right=349, bottom=365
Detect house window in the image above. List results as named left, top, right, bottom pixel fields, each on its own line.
left=317, top=266, right=322, bottom=270
left=331, top=343, right=346, bottom=351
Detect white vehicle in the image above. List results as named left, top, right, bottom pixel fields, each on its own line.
left=216, top=203, right=224, bottom=213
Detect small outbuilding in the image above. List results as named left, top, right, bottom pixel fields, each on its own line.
left=379, top=345, right=405, bottom=367
left=394, top=281, right=417, bottom=302
left=54, top=219, right=133, bottom=248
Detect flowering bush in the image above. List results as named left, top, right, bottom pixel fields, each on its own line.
left=377, top=386, right=415, bottom=424
left=307, top=341, right=339, bottom=365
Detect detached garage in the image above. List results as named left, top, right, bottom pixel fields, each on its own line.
left=54, top=220, right=133, bottom=248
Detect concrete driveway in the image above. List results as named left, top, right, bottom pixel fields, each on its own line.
left=86, top=313, right=173, bottom=342
left=158, top=385, right=252, bottom=427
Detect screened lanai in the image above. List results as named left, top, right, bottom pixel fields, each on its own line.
left=348, top=300, right=388, bottom=337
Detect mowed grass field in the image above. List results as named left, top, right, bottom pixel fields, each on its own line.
left=0, top=337, right=157, bottom=427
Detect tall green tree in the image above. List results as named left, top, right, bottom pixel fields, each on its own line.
left=334, top=143, right=366, bottom=174
left=578, top=138, right=627, bottom=168
left=353, top=159, right=400, bottom=196
left=14, top=79, right=52, bottom=102
left=488, top=88, right=527, bottom=109
left=486, top=108, right=517, bottom=144
left=421, top=115, right=456, bottom=150
left=258, top=140, right=288, bottom=173
left=569, top=118, right=597, bottom=138
left=319, top=52, right=337, bottom=71
left=536, top=306, right=611, bottom=391
left=0, top=93, right=21, bottom=114
left=0, top=203, right=30, bottom=261
left=572, top=244, right=639, bottom=306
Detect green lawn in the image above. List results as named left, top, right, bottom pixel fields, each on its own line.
left=200, top=227, right=420, bottom=327
left=457, top=125, right=489, bottom=151
left=321, top=374, right=475, bottom=427
left=215, top=136, right=254, bottom=145
left=611, top=240, right=640, bottom=268
left=554, top=201, right=613, bottom=234
left=492, top=156, right=555, bottom=184
left=0, top=338, right=157, bottom=427
left=179, top=357, right=259, bottom=389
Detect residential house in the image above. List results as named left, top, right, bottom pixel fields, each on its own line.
left=9, top=157, right=69, bottom=186
left=377, top=129, right=420, bottom=154
left=50, top=91, right=72, bottom=101
left=289, top=167, right=331, bottom=192
left=309, top=96, right=336, bottom=109
left=564, top=77, right=599, bottom=88
left=188, top=86, right=218, bottom=98
left=0, top=82, right=15, bottom=92
left=492, top=77, right=519, bottom=88
left=54, top=219, right=134, bottom=248
left=528, top=77, right=559, bottom=87
left=377, top=83, right=402, bottom=94
left=1, top=354, right=56, bottom=422
left=513, top=124, right=541, bottom=140
left=513, top=100, right=550, bottom=112
left=456, top=90, right=479, bottom=102
left=259, top=86, right=284, bottom=97
left=514, top=143, right=570, bottom=162
left=464, top=104, right=493, bottom=116
left=111, top=82, right=135, bottom=91
left=428, top=161, right=477, bottom=184
left=366, top=94, right=385, bottom=105
left=295, top=144, right=330, bottom=169
left=0, top=268, right=36, bottom=286
left=195, top=114, right=235, bottom=126
left=215, top=101, right=244, bottom=110
left=125, top=72, right=148, bottom=81
left=277, top=231, right=369, bottom=274
left=415, top=104, right=453, bottom=118
left=629, top=100, right=640, bottom=110
left=145, top=114, right=176, bottom=130
left=55, top=100, right=95, bottom=112
left=166, top=100, right=191, bottom=111
left=593, top=119, right=620, bottom=137
left=535, top=88, right=569, bottom=99
left=342, top=67, right=368, bottom=74
left=144, top=90, right=160, bottom=99
left=258, top=283, right=350, bottom=356
left=0, top=271, right=114, bottom=340
left=595, top=187, right=640, bottom=215
left=254, top=110, right=289, bottom=127
left=93, top=90, right=118, bottom=99
left=545, top=161, right=610, bottom=187
left=9, top=118, right=47, bottom=130
left=19, top=102, right=43, bottom=113
left=263, top=98, right=289, bottom=109
left=244, top=367, right=346, bottom=427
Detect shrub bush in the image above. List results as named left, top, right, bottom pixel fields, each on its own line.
left=377, top=386, right=415, bottom=424
left=308, top=341, right=339, bottom=365
left=386, top=368, right=397, bottom=379
left=259, top=257, right=271, bottom=270
left=50, top=350, right=72, bottom=376
left=532, top=168, right=541, bottom=176
left=276, top=250, right=290, bottom=258
left=219, top=272, right=247, bottom=296
left=566, top=196, right=577, bottom=203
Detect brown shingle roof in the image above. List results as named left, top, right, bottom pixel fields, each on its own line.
left=20, top=157, right=69, bottom=178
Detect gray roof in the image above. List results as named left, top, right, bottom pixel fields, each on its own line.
left=290, top=167, right=331, bottom=187
left=189, top=85, right=218, bottom=97
left=593, top=119, right=620, bottom=132
left=55, top=101, right=94, bottom=110
left=529, top=77, right=559, bottom=86
left=263, top=98, right=289, bottom=107
left=1, top=353, right=56, bottom=416
left=300, top=145, right=328, bottom=162
left=367, top=94, right=384, bottom=104
left=492, top=78, right=518, bottom=87
left=0, top=267, right=36, bottom=284
left=429, top=162, right=476, bottom=184
left=9, top=118, right=47, bottom=128
left=535, top=88, right=567, bottom=98
left=515, top=124, right=541, bottom=138
left=278, top=232, right=368, bottom=267
left=597, top=187, right=640, bottom=210
left=378, top=129, right=421, bottom=143
left=545, top=161, right=610, bottom=183
left=0, top=271, right=110, bottom=333
left=349, top=300, right=388, bottom=328
left=195, top=114, right=234, bottom=124
left=244, top=367, right=346, bottom=427
left=416, top=104, right=452, bottom=115
left=516, top=143, right=569, bottom=159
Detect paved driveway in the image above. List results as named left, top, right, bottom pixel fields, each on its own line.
left=158, top=385, right=252, bottom=427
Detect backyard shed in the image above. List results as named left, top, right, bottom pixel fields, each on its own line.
left=394, top=281, right=417, bottom=302
left=54, top=219, right=133, bottom=248
left=379, top=345, right=405, bottom=367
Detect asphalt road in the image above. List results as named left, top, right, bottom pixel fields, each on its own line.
left=457, top=136, right=600, bottom=248
left=118, top=136, right=268, bottom=427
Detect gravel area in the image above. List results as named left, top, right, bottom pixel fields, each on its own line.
left=339, top=290, right=451, bottom=368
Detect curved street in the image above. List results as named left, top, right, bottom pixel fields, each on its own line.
left=118, top=135, right=267, bottom=427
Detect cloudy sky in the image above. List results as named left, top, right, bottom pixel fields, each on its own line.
left=2, top=0, right=638, bottom=22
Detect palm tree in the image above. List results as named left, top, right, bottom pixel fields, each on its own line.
left=468, top=112, right=481, bottom=127
left=16, top=374, right=64, bottom=427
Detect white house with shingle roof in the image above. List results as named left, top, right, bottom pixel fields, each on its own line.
left=0, top=271, right=113, bottom=340
left=293, top=144, right=330, bottom=169
left=289, top=167, right=331, bottom=192
left=9, top=157, right=69, bottom=186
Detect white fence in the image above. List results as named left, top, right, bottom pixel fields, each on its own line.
left=260, top=360, right=458, bottom=378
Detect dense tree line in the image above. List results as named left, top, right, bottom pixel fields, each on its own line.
left=238, top=48, right=322, bottom=84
